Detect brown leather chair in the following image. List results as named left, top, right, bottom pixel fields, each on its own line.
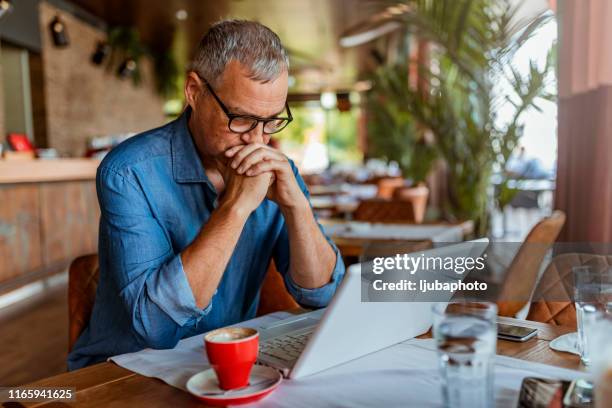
left=68, top=255, right=298, bottom=352
left=496, top=210, right=566, bottom=317
left=256, top=262, right=299, bottom=316
left=68, top=254, right=100, bottom=352
left=353, top=199, right=416, bottom=223
left=527, top=253, right=612, bottom=328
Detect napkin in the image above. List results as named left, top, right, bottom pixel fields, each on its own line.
left=549, top=332, right=580, bottom=355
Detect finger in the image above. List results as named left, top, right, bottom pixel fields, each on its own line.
left=236, top=146, right=284, bottom=173
left=224, top=144, right=246, bottom=158
left=245, top=159, right=287, bottom=176
left=268, top=171, right=276, bottom=186
left=230, top=143, right=268, bottom=169
left=237, top=148, right=279, bottom=174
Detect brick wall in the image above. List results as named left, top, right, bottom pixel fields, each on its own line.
left=39, top=2, right=167, bottom=156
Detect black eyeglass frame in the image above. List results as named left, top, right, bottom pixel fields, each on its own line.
left=201, top=78, right=293, bottom=135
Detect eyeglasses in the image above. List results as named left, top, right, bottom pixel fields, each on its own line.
left=201, top=77, right=293, bottom=135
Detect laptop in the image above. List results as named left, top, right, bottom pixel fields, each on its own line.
left=257, top=238, right=490, bottom=379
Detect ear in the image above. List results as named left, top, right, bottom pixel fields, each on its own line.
left=184, top=71, right=204, bottom=110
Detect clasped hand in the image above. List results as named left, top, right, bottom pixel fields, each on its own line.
left=221, top=143, right=308, bottom=213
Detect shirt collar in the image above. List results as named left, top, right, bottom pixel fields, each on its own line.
left=171, top=107, right=211, bottom=184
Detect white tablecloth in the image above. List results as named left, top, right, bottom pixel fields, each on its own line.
left=323, top=222, right=464, bottom=243
left=110, top=312, right=587, bottom=407
left=309, top=184, right=378, bottom=199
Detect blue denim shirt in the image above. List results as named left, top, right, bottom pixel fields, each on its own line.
left=67, top=109, right=345, bottom=370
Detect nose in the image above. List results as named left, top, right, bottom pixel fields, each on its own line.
left=241, top=122, right=270, bottom=145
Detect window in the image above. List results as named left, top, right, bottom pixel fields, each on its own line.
left=1, top=42, right=34, bottom=139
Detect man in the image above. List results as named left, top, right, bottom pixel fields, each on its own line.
left=68, top=20, right=345, bottom=370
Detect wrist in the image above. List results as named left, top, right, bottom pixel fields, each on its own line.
left=280, top=195, right=311, bottom=218
left=217, top=198, right=251, bottom=220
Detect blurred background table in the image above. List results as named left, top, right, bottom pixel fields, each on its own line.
left=309, top=183, right=378, bottom=219
left=321, top=219, right=474, bottom=258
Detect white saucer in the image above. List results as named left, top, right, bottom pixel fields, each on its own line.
left=549, top=332, right=580, bottom=355
left=186, top=365, right=282, bottom=406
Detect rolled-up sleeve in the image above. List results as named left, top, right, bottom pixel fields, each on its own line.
left=273, top=162, right=346, bottom=308
left=283, top=244, right=345, bottom=308
left=97, top=167, right=209, bottom=349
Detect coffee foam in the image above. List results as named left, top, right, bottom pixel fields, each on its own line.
left=205, top=327, right=258, bottom=343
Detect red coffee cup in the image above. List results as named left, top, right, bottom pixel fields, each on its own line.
left=204, top=327, right=259, bottom=390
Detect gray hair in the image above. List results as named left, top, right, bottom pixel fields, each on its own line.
left=189, top=19, right=289, bottom=87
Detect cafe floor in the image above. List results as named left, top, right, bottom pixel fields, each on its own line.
left=0, top=281, right=68, bottom=386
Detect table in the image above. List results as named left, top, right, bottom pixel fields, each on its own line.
left=308, top=183, right=378, bottom=198
left=11, top=317, right=579, bottom=408
left=308, top=184, right=378, bottom=218
left=321, top=219, right=475, bottom=258
left=310, top=196, right=361, bottom=219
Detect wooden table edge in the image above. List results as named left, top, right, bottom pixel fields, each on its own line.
left=13, top=363, right=137, bottom=407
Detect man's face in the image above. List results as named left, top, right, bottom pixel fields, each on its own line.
left=186, top=60, right=289, bottom=160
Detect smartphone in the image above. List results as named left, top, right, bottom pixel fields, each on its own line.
left=497, top=323, right=538, bottom=342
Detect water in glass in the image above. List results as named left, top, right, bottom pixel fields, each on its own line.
left=573, top=266, right=612, bottom=366
left=433, top=303, right=497, bottom=408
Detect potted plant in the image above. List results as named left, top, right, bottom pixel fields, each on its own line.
left=368, top=0, right=555, bottom=233
left=366, top=63, right=437, bottom=223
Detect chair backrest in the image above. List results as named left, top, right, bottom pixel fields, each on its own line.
left=67, top=255, right=298, bottom=352
left=353, top=199, right=415, bottom=223
left=497, top=210, right=566, bottom=317
left=68, top=254, right=99, bottom=351
left=256, top=261, right=299, bottom=315
left=527, top=253, right=612, bottom=328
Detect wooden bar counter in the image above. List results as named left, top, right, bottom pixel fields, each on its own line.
left=0, top=159, right=101, bottom=294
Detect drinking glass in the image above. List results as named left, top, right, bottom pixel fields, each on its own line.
left=432, top=302, right=498, bottom=408
left=589, top=316, right=612, bottom=408
left=573, top=266, right=612, bottom=366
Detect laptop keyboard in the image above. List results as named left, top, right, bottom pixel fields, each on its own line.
left=259, top=330, right=314, bottom=362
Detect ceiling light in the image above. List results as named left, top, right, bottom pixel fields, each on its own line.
left=50, top=15, right=70, bottom=47
left=91, top=41, right=110, bottom=65
left=0, top=0, right=13, bottom=19
left=320, top=92, right=337, bottom=110
left=118, top=58, right=137, bottom=78
left=176, top=9, right=188, bottom=21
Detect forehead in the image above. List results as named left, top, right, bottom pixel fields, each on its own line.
left=215, top=60, right=288, bottom=117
